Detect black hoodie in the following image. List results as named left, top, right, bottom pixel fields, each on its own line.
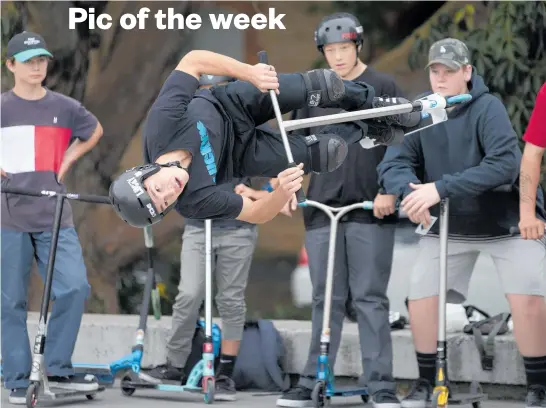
left=291, top=67, right=403, bottom=230
left=377, top=68, right=546, bottom=238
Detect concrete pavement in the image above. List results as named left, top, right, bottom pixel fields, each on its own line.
left=0, top=385, right=526, bottom=408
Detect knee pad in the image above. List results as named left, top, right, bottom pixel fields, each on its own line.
left=303, top=133, right=348, bottom=174
left=301, top=69, right=346, bottom=108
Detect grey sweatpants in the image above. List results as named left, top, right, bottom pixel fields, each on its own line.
left=298, top=222, right=396, bottom=395
left=166, top=225, right=258, bottom=368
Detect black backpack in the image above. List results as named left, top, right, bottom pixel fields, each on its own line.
left=232, top=320, right=290, bottom=392
left=182, top=321, right=222, bottom=386
left=462, top=306, right=511, bottom=372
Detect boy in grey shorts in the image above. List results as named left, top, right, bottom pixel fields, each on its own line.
left=377, top=38, right=546, bottom=408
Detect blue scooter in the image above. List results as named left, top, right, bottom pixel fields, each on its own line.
left=297, top=200, right=374, bottom=406
left=117, top=220, right=221, bottom=404
left=69, top=225, right=168, bottom=385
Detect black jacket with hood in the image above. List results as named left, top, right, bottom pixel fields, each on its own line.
left=377, top=68, right=546, bottom=238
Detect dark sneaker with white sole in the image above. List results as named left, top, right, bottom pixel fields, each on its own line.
left=526, top=385, right=546, bottom=407
left=372, top=96, right=422, bottom=128
left=372, top=389, right=401, bottom=408
left=47, top=375, right=99, bottom=391
left=214, top=375, right=237, bottom=401
left=9, top=388, right=26, bottom=405
left=138, top=363, right=185, bottom=384
left=365, top=122, right=406, bottom=147
left=400, top=378, right=432, bottom=408
left=276, top=385, right=313, bottom=407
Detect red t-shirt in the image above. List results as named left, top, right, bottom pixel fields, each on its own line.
left=523, top=82, right=546, bottom=148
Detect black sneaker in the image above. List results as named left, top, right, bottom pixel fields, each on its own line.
left=47, top=374, right=99, bottom=392
left=138, top=363, right=185, bottom=384
left=214, top=374, right=236, bottom=401
left=9, top=388, right=26, bottom=405
left=372, top=96, right=421, bottom=128
left=400, top=378, right=432, bottom=408
left=276, top=385, right=312, bottom=407
left=363, top=122, right=405, bottom=148
left=372, top=389, right=401, bottom=408
left=526, top=385, right=546, bottom=407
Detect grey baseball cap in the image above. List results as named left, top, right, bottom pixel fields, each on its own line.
left=426, top=38, right=470, bottom=70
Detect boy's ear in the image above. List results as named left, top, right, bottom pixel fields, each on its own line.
left=5, top=58, right=16, bottom=72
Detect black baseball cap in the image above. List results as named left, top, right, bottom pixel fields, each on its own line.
left=6, top=32, right=53, bottom=62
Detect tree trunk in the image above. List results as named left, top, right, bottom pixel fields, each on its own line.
left=5, top=1, right=201, bottom=313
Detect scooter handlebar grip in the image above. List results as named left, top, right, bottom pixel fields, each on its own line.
left=509, top=226, right=520, bottom=235
left=286, top=161, right=306, bottom=203
left=362, top=201, right=374, bottom=210
left=143, top=225, right=154, bottom=248
left=295, top=189, right=306, bottom=204
left=1, top=186, right=47, bottom=197
left=258, top=51, right=268, bottom=64
left=446, top=94, right=472, bottom=106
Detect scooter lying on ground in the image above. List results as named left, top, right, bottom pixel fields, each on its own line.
left=71, top=225, right=166, bottom=386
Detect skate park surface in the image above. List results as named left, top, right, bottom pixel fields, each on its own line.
left=0, top=312, right=530, bottom=406
left=0, top=386, right=526, bottom=407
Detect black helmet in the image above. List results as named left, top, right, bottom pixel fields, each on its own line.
left=199, top=74, right=234, bottom=87
left=109, top=163, right=179, bottom=228
left=314, top=12, right=364, bottom=52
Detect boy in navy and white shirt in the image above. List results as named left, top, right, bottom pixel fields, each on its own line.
left=1, top=31, right=103, bottom=404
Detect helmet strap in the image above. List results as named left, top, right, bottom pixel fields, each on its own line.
left=158, top=161, right=189, bottom=173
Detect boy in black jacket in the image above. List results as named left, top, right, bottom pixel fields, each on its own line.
left=377, top=38, right=546, bottom=408
left=277, top=13, right=404, bottom=408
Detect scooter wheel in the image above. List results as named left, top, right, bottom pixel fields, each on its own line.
left=472, top=402, right=481, bottom=408
left=121, top=375, right=135, bottom=396
left=361, top=394, right=369, bottom=403
left=431, top=389, right=447, bottom=408
left=86, top=394, right=96, bottom=400
left=311, top=381, right=326, bottom=408
left=26, top=382, right=39, bottom=408
left=204, top=378, right=214, bottom=404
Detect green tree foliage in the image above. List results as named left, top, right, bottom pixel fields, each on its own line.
left=333, top=1, right=445, bottom=52
left=1, top=2, right=24, bottom=89
left=408, top=1, right=546, bottom=189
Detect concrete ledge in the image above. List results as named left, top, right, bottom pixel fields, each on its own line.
left=24, top=312, right=524, bottom=385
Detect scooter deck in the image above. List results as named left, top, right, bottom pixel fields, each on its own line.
left=448, top=392, right=487, bottom=404
left=327, top=385, right=368, bottom=397
left=122, top=380, right=203, bottom=393
left=40, top=385, right=106, bottom=399
left=72, top=365, right=115, bottom=386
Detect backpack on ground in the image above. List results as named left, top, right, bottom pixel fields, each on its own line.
left=232, top=319, right=290, bottom=392
left=462, top=309, right=511, bottom=372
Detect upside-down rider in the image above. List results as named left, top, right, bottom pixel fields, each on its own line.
left=109, top=50, right=423, bottom=227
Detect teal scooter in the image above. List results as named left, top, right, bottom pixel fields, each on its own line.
left=118, top=220, right=221, bottom=404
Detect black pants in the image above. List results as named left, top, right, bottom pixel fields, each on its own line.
left=211, top=73, right=374, bottom=178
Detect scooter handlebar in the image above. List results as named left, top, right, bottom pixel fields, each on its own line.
left=509, top=226, right=546, bottom=235
left=258, top=50, right=268, bottom=64
left=1, top=185, right=111, bottom=204
left=417, top=93, right=472, bottom=113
